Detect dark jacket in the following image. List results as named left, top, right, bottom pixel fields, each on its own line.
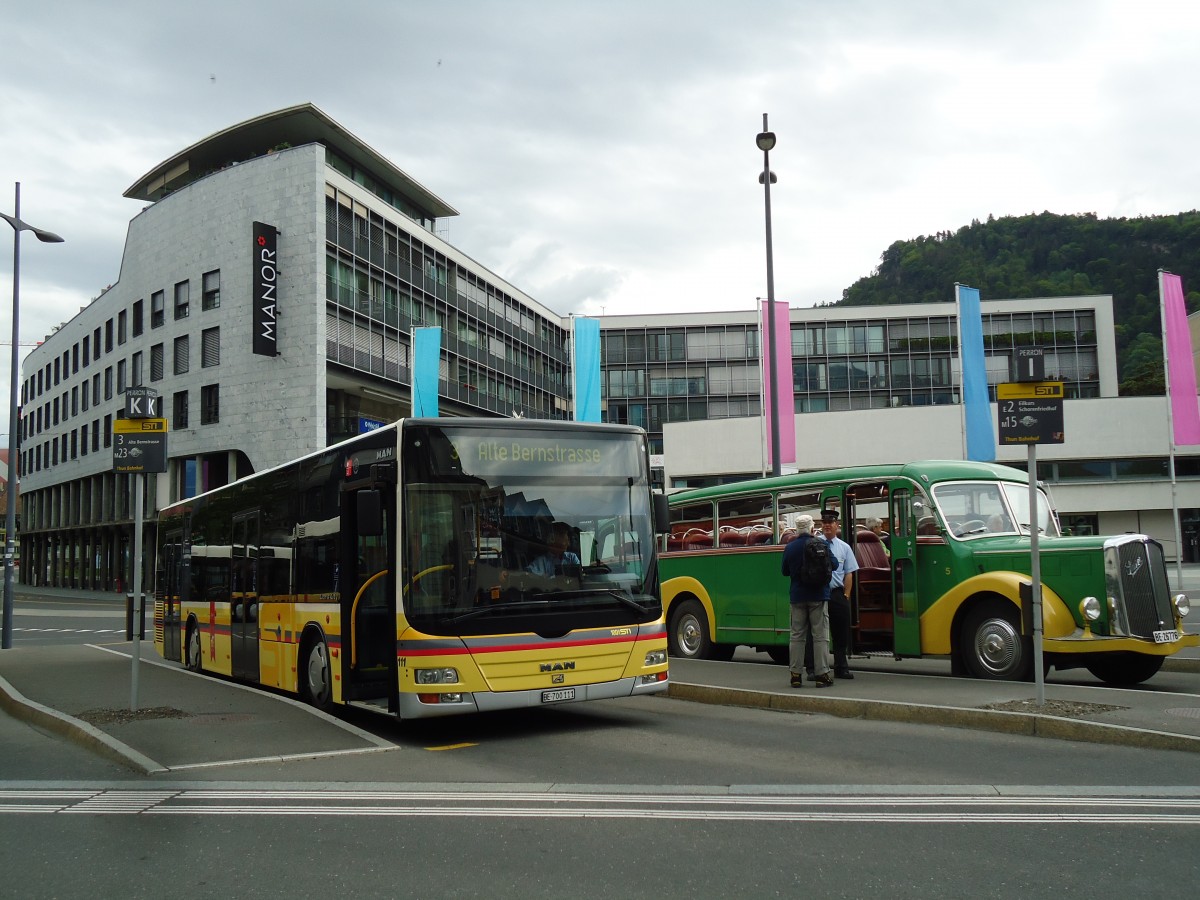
left=780, top=533, right=831, bottom=604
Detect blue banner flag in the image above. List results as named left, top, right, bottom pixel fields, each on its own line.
left=956, top=285, right=995, bottom=461
left=573, top=317, right=601, bottom=422
left=412, top=326, right=441, bottom=417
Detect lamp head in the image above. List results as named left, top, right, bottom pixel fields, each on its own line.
left=755, top=131, right=776, bottom=152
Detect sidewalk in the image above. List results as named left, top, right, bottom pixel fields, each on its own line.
left=668, top=654, right=1200, bottom=755
left=0, top=643, right=394, bottom=775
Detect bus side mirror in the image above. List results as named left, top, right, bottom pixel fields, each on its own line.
left=357, top=490, right=384, bottom=537
left=653, top=493, right=671, bottom=535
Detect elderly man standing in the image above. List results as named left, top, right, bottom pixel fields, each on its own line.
left=780, top=514, right=833, bottom=688
left=820, top=510, right=859, bottom=680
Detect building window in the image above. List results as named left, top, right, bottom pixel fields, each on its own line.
left=200, top=384, right=219, bottom=425
left=174, top=335, right=189, bottom=374
left=151, top=291, right=165, bottom=328
left=118, top=310, right=127, bottom=345
left=82, top=335, right=90, bottom=367
left=104, top=366, right=113, bottom=400
left=133, top=299, right=144, bottom=336
left=131, top=351, right=143, bottom=387
left=104, top=414, right=112, bottom=448
left=92, top=419, right=100, bottom=453
left=82, top=380, right=89, bottom=411
left=93, top=326, right=102, bottom=356
left=174, top=280, right=190, bottom=320
left=117, top=359, right=127, bottom=393
left=105, top=319, right=114, bottom=353
left=173, top=390, right=189, bottom=429
left=201, top=327, right=220, bottom=367
left=151, top=343, right=164, bottom=381
left=202, top=269, right=220, bottom=310
left=81, top=423, right=88, bottom=456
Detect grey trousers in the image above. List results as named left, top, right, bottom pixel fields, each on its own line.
left=789, top=601, right=830, bottom=677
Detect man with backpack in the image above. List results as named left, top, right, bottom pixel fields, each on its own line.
left=780, top=514, right=834, bottom=688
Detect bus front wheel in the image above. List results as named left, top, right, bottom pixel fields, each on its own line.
left=668, top=599, right=714, bottom=660
left=961, top=601, right=1032, bottom=681
left=302, top=634, right=334, bottom=710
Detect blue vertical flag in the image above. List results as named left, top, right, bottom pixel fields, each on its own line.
left=411, top=326, right=441, bottom=417
left=573, top=317, right=601, bottom=422
left=956, top=285, right=995, bottom=461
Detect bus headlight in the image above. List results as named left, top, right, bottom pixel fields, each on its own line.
left=415, top=667, right=460, bottom=685
left=1079, top=596, right=1102, bottom=622
left=1175, top=594, right=1191, bottom=618
left=644, top=649, right=667, bottom=667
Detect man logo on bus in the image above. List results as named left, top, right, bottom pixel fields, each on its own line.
left=540, top=661, right=576, bottom=672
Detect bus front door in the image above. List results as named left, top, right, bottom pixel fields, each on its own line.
left=230, top=512, right=260, bottom=681
left=890, top=485, right=922, bottom=656
left=341, top=487, right=394, bottom=704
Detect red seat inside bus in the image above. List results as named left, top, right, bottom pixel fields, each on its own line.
left=853, top=529, right=893, bottom=649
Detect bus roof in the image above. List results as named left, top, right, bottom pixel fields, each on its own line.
left=669, top=459, right=1029, bottom=505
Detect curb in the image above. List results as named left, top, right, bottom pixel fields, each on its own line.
left=666, top=682, right=1200, bottom=755
left=0, top=673, right=167, bottom=775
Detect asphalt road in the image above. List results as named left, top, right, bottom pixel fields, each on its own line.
left=3, top=693, right=1199, bottom=898
left=3, top=591, right=1200, bottom=897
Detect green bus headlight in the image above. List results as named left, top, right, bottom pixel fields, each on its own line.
left=1079, top=596, right=1102, bottom=622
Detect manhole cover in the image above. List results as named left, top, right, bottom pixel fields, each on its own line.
left=1165, top=707, right=1200, bottom=719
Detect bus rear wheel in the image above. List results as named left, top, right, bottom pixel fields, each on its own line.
left=1085, top=653, right=1164, bottom=685
left=961, top=601, right=1032, bottom=681
left=185, top=621, right=203, bottom=673
left=302, top=634, right=334, bottom=710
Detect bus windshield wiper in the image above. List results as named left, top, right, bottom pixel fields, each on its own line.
left=443, top=599, right=552, bottom=624
left=537, top=588, right=650, bottom=614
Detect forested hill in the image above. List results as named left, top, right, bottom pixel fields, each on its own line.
left=834, top=211, right=1200, bottom=395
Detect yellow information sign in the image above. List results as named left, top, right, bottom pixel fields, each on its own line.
left=113, top=417, right=168, bottom=434
left=996, top=381, right=1064, bottom=400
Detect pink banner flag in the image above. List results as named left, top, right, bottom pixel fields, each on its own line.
left=1162, top=272, right=1200, bottom=445
left=760, top=300, right=796, bottom=469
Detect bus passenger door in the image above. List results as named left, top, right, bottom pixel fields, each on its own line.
left=341, top=487, right=394, bottom=703
left=230, top=512, right=260, bottom=681
left=157, top=530, right=183, bottom=662
left=890, top=486, right=921, bottom=655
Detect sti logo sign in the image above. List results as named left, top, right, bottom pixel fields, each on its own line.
left=252, top=222, right=279, bottom=357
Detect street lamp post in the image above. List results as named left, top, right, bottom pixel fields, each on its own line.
left=756, top=114, right=781, bottom=477
left=1, top=183, right=64, bottom=649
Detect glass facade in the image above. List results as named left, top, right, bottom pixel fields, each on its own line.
left=323, top=184, right=570, bottom=424
left=599, top=304, right=1103, bottom=472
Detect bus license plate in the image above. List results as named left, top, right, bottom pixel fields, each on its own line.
left=541, top=688, right=576, bottom=703
left=1153, top=630, right=1179, bottom=644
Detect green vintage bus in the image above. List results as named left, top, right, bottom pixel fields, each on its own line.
left=660, top=460, right=1196, bottom=684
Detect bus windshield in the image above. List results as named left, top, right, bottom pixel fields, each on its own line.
left=400, top=423, right=660, bottom=634
left=931, top=480, right=1059, bottom=539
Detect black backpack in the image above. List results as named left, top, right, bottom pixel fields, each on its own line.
left=799, top=536, right=833, bottom=588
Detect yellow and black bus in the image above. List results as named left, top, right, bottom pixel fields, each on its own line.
left=155, top=417, right=669, bottom=718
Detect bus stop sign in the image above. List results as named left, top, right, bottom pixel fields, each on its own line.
left=997, top=382, right=1064, bottom=445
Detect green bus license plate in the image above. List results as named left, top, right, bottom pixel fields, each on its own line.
left=1153, top=630, right=1179, bottom=643
left=541, top=688, right=576, bottom=703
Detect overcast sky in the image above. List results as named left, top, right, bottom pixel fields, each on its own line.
left=3, top=0, right=1200, bottom=438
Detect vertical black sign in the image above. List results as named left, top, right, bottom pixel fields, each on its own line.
left=252, top=222, right=279, bottom=357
